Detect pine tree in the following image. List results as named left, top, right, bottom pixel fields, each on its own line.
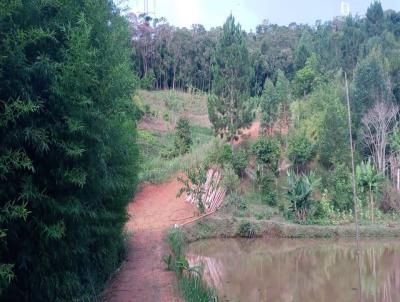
left=260, top=79, right=278, bottom=131
left=0, top=1, right=139, bottom=300
left=208, top=14, right=254, bottom=143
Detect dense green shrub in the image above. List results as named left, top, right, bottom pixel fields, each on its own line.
left=259, top=172, right=277, bottom=206
left=221, top=164, right=240, bottom=193
left=140, top=71, right=156, bottom=90
left=226, top=192, right=248, bottom=210
left=326, top=164, right=353, bottom=211
left=237, top=221, right=257, bottom=237
left=205, top=140, right=233, bottom=167
left=252, top=137, right=280, bottom=173
left=0, top=1, right=139, bottom=300
left=174, top=117, right=193, bottom=155
left=286, top=129, right=314, bottom=171
left=232, top=148, right=248, bottom=176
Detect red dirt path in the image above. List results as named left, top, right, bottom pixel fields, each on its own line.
left=102, top=176, right=197, bottom=302
left=103, top=121, right=261, bottom=302
left=233, top=121, right=260, bottom=146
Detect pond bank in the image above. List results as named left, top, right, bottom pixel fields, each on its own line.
left=181, top=215, right=400, bottom=242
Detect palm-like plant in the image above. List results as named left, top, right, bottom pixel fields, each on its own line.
left=356, top=159, right=383, bottom=222
left=285, top=170, right=321, bottom=221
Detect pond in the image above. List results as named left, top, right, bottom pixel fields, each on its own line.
left=187, top=238, right=400, bottom=302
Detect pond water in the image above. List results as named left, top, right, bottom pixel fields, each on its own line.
left=187, top=238, right=400, bottom=302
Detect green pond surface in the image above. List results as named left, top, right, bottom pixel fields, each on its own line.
left=187, top=238, right=400, bottom=302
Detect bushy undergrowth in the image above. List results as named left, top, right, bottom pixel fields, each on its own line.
left=165, top=228, right=218, bottom=302
left=237, top=221, right=258, bottom=237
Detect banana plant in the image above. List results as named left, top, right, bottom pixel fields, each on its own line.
left=285, top=170, right=321, bottom=222
left=356, top=159, right=384, bottom=222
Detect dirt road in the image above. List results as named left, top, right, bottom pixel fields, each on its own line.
left=102, top=175, right=196, bottom=302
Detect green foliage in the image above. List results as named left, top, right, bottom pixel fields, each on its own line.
left=352, top=47, right=393, bottom=123
left=252, top=137, right=280, bottom=206
left=165, top=228, right=218, bottom=302
left=252, top=137, right=280, bottom=173
left=237, top=221, right=257, bottom=238
left=260, top=78, right=278, bottom=129
left=356, top=159, right=384, bottom=221
left=0, top=1, right=139, bottom=300
left=174, top=118, right=193, bottom=156
left=294, top=42, right=311, bottom=70
left=259, top=171, right=278, bottom=206
left=205, top=140, right=233, bottom=167
left=221, top=164, right=240, bottom=194
left=178, top=164, right=207, bottom=213
left=138, top=126, right=214, bottom=184
left=366, top=1, right=384, bottom=36
left=231, top=148, right=248, bottom=176
left=227, top=193, right=248, bottom=211
left=326, top=164, right=353, bottom=211
left=289, top=84, right=349, bottom=167
left=140, top=71, right=156, bottom=90
left=208, top=14, right=254, bottom=141
left=285, top=170, right=321, bottom=222
left=310, top=85, right=349, bottom=167
left=275, top=69, right=291, bottom=106
left=293, top=54, right=321, bottom=97
left=286, top=129, right=314, bottom=169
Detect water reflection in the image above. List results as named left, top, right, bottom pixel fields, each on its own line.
left=187, top=238, right=400, bottom=302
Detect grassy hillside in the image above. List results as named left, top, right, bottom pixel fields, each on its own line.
left=136, top=90, right=214, bottom=183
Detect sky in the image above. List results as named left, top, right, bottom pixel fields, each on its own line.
left=122, top=0, right=400, bottom=31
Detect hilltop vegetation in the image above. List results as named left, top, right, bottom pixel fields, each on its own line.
left=132, top=2, right=400, bottom=228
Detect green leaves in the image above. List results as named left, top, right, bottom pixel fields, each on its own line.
left=174, top=117, right=192, bottom=156
left=0, top=98, right=40, bottom=127
left=356, top=159, right=383, bottom=194
left=0, top=1, right=139, bottom=300
left=252, top=137, right=280, bottom=173
left=0, top=149, right=34, bottom=179
left=285, top=170, right=321, bottom=221
left=208, top=14, right=254, bottom=141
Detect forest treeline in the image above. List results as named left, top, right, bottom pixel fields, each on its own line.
left=132, top=2, right=400, bottom=100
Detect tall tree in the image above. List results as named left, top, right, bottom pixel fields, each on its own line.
left=352, top=47, right=393, bottom=123
left=260, top=78, right=278, bottom=132
left=208, top=15, right=254, bottom=142
left=366, top=1, right=384, bottom=36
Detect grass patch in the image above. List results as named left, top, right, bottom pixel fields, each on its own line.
left=165, top=228, right=218, bottom=302
left=138, top=126, right=215, bottom=183
left=138, top=90, right=208, bottom=116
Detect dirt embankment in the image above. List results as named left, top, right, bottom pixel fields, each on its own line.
left=181, top=215, right=400, bottom=243
left=102, top=175, right=197, bottom=302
